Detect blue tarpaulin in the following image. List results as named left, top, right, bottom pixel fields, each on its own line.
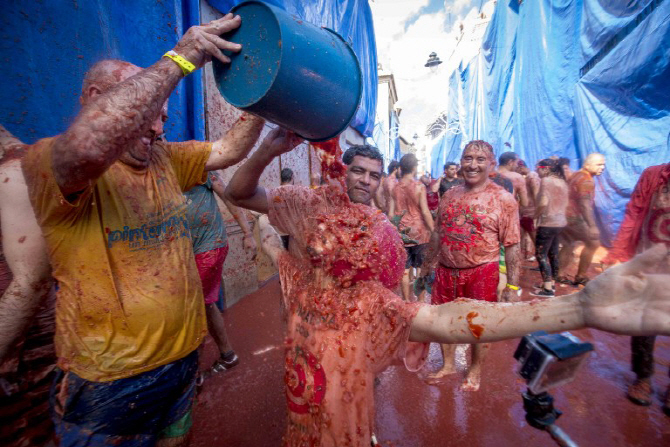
left=0, top=0, right=205, bottom=144
left=0, top=0, right=377, bottom=145
left=432, top=0, right=670, bottom=244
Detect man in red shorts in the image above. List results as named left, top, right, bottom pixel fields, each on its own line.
left=185, top=170, right=256, bottom=377
left=425, top=140, right=521, bottom=390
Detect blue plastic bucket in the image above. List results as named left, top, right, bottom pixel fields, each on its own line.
left=212, top=1, right=363, bottom=142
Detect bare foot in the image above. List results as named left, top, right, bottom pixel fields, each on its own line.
left=425, top=366, right=457, bottom=384
left=461, top=373, right=481, bottom=392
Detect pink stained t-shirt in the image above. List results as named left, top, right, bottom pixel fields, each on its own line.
left=437, top=181, right=520, bottom=269
left=391, top=179, right=431, bottom=245
left=277, top=253, right=428, bottom=447
left=268, top=185, right=406, bottom=290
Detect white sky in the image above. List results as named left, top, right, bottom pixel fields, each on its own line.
left=370, top=0, right=494, bottom=142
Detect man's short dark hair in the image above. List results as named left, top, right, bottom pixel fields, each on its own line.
left=388, top=160, right=399, bottom=174
left=444, top=161, right=457, bottom=171
left=399, top=153, right=418, bottom=176
left=342, top=144, right=384, bottom=166
left=498, top=151, right=518, bottom=167
left=280, top=168, right=294, bottom=184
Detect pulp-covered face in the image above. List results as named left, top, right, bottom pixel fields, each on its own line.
left=99, top=65, right=166, bottom=169
left=460, top=146, right=491, bottom=187
left=119, top=101, right=168, bottom=169
left=345, top=155, right=383, bottom=204
left=584, top=156, right=606, bottom=176
left=445, top=165, right=458, bottom=179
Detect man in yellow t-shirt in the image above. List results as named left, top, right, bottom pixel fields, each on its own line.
left=20, top=13, right=293, bottom=447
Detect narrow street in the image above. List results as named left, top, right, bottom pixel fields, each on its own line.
left=191, top=256, right=670, bottom=446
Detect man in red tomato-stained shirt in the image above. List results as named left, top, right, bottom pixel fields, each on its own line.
left=602, top=161, right=670, bottom=415
left=422, top=140, right=521, bottom=390
left=558, top=153, right=606, bottom=285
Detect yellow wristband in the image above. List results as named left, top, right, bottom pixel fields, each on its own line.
left=163, top=50, right=196, bottom=76
left=506, top=283, right=520, bottom=290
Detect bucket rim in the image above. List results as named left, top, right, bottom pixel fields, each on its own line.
left=216, top=0, right=283, bottom=109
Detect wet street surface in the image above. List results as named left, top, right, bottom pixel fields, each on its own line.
left=191, top=259, right=670, bottom=446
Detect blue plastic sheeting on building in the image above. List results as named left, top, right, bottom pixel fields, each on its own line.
left=0, top=0, right=204, bottom=144
left=574, top=0, right=670, bottom=245
left=481, top=1, right=518, bottom=154
left=390, top=111, right=402, bottom=161
left=580, top=0, right=653, bottom=67
left=209, top=0, right=377, bottom=137
left=430, top=72, right=462, bottom=177
left=437, top=0, right=669, bottom=243
left=511, top=0, right=582, bottom=167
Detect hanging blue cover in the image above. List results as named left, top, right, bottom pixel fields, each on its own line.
left=574, top=0, right=670, bottom=244
left=0, top=0, right=204, bottom=144
left=208, top=0, right=378, bottom=137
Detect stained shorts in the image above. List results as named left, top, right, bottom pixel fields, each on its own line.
left=432, top=262, right=499, bottom=304
left=50, top=350, right=198, bottom=447
left=195, top=245, right=229, bottom=305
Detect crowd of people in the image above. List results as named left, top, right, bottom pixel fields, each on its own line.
left=0, top=11, right=668, bottom=447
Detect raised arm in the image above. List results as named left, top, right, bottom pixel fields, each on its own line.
left=410, top=245, right=670, bottom=344
left=204, top=113, right=265, bottom=171
left=0, top=159, right=52, bottom=362
left=53, top=14, right=243, bottom=196
left=224, top=127, right=302, bottom=213
left=211, top=171, right=256, bottom=255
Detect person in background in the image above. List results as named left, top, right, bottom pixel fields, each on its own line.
left=532, top=159, right=569, bottom=297
left=602, top=160, right=670, bottom=415
left=185, top=170, right=256, bottom=379
left=516, top=159, right=540, bottom=261
left=558, top=153, right=606, bottom=286
left=438, top=161, right=462, bottom=197
left=280, top=167, right=294, bottom=186
left=378, top=160, right=399, bottom=215
left=389, top=154, right=434, bottom=301
left=0, top=126, right=56, bottom=447
left=558, top=157, right=573, bottom=181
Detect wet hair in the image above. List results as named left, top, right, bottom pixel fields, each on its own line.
left=538, top=158, right=565, bottom=180
left=444, top=161, right=457, bottom=170
left=342, top=144, right=384, bottom=167
left=280, top=168, right=294, bottom=184
left=81, top=59, right=139, bottom=99
left=399, top=153, right=418, bottom=176
left=517, top=159, right=527, bottom=168
left=388, top=160, right=399, bottom=174
left=463, top=140, right=494, bottom=160
left=498, top=151, right=518, bottom=167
